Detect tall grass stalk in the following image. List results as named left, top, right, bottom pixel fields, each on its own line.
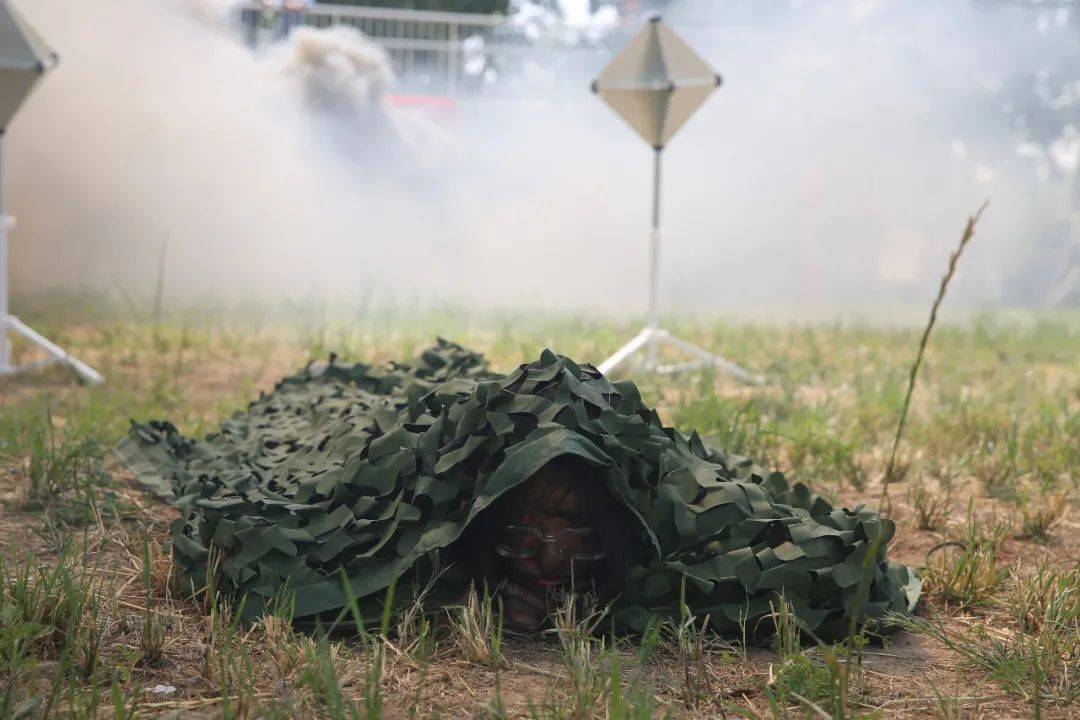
left=448, top=582, right=506, bottom=669
left=153, top=237, right=168, bottom=339
left=880, top=201, right=988, bottom=514
left=551, top=592, right=608, bottom=714
left=339, top=574, right=397, bottom=719
left=139, top=534, right=166, bottom=667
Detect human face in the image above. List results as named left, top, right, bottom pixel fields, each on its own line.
left=498, top=472, right=604, bottom=593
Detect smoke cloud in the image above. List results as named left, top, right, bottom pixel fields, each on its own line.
left=6, top=0, right=1078, bottom=315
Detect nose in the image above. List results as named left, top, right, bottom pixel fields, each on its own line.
left=538, top=539, right=562, bottom=575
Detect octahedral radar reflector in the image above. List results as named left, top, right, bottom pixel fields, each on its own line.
left=592, top=16, right=760, bottom=383
left=0, top=0, right=103, bottom=384
left=592, top=16, right=719, bottom=151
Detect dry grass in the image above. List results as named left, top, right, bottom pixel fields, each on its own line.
left=0, top=304, right=1077, bottom=718
left=449, top=584, right=507, bottom=670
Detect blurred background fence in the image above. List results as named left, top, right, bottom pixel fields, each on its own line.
left=236, top=1, right=612, bottom=94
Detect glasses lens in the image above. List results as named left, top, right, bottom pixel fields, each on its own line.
left=498, top=525, right=539, bottom=559
left=557, top=528, right=604, bottom=561
left=496, top=543, right=534, bottom=559
left=566, top=549, right=607, bottom=562
left=498, top=526, right=605, bottom=561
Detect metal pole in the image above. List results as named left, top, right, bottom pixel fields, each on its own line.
left=645, top=147, right=662, bottom=368
left=0, top=133, right=8, bottom=370
left=648, top=147, right=661, bottom=332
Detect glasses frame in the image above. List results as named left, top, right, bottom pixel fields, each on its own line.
left=495, top=524, right=607, bottom=562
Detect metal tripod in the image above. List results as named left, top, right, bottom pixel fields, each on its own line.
left=597, top=149, right=761, bottom=384
left=0, top=136, right=103, bottom=384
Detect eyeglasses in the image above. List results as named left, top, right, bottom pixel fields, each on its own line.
left=496, top=525, right=607, bottom=562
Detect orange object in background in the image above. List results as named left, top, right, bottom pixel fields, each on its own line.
left=385, top=93, right=458, bottom=131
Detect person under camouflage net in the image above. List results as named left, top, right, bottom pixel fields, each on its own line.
left=118, top=340, right=920, bottom=639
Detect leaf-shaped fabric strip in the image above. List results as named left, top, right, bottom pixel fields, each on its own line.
left=117, top=340, right=920, bottom=641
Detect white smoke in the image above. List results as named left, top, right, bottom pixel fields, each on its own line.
left=282, top=27, right=392, bottom=114
left=275, top=26, right=458, bottom=169
left=5, top=0, right=1079, bottom=315
left=8, top=0, right=461, bottom=304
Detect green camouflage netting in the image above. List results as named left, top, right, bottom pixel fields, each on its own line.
left=117, top=340, right=920, bottom=639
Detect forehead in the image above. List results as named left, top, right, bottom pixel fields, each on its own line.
left=521, top=474, right=584, bottom=516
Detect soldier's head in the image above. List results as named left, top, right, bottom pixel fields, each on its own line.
left=495, top=456, right=638, bottom=600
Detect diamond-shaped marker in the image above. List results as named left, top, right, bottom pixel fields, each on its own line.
left=0, top=0, right=58, bottom=131
left=590, top=17, right=758, bottom=384
left=592, top=16, right=721, bottom=150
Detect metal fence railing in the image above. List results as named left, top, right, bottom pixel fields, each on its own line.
left=239, top=2, right=506, bottom=93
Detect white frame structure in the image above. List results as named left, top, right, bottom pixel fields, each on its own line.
left=238, top=1, right=503, bottom=92
left=592, top=16, right=760, bottom=383
left=0, top=0, right=102, bottom=384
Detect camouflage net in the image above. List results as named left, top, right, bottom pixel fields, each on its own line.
left=118, top=340, right=920, bottom=639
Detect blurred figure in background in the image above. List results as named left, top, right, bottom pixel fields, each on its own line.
left=274, top=0, right=311, bottom=40
left=284, top=0, right=313, bottom=38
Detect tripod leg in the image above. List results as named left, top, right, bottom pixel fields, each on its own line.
left=658, top=332, right=762, bottom=385
left=597, top=327, right=654, bottom=375
left=0, top=316, right=10, bottom=372
left=6, top=316, right=104, bottom=384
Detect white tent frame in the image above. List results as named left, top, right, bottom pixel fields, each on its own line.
left=0, top=0, right=102, bottom=384
left=592, top=16, right=760, bottom=384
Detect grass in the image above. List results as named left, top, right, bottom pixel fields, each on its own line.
left=908, top=478, right=953, bottom=532
left=449, top=583, right=507, bottom=669
left=923, top=503, right=1008, bottom=609
left=0, top=301, right=1077, bottom=717
left=1014, top=490, right=1069, bottom=544
left=881, top=202, right=987, bottom=513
